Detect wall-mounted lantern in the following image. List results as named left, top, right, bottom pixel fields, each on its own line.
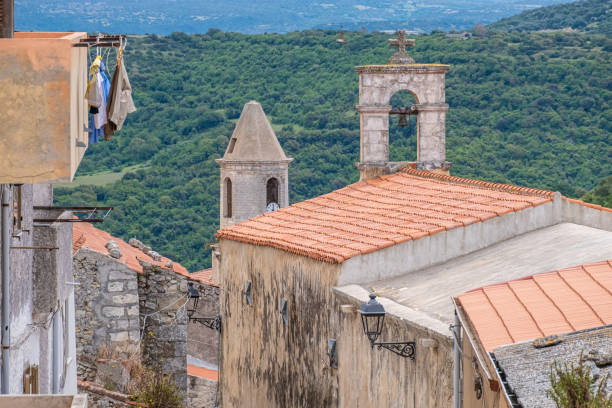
left=244, top=280, right=252, bottom=306
left=358, top=293, right=415, bottom=359
left=187, top=282, right=221, bottom=331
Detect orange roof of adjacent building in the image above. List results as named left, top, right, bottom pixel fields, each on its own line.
left=187, top=364, right=218, bottom=381
left=456, top=260, right=612, bottom=352
left=216, top=168, right=555, bottom=263
left=191, top=268, right=217, bottom=287
left=73, top=222, right=190, bottom=276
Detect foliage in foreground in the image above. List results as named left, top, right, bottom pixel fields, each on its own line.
left=129, top=364, right=184, bottom=408
left=548, top=353, right=612, bottom=408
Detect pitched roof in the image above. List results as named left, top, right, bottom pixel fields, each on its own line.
left=187, top=364, right=218, bottom=381
left=493, top=325, right=612, bottom=408
left=72, top=222, right=189, bottom=276
left=221, top=101, right=289, bottom=161
left=190, top=268, right=217, bottom=287
left=216, top=168, right=554, bottom=263
left=456, top=260, right=612, bottom=352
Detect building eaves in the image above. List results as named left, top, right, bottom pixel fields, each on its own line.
left=216, top=168, right=555, bottom=263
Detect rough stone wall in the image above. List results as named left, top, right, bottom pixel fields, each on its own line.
left=218, top=239, right=343, bottom=408
left=187, top=282, right=220, bottom=367
left=188, top=375, right=217, bottom=408
left=219, top=161, right=290, bottom=228
left=73, top=247, right=140, bottom=379
left=138, top=263, right=189, bottom=394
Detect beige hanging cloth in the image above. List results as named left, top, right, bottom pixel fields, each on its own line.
left=104, top=57, right=136, bottom=140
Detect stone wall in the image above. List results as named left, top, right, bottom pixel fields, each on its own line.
left=138, top=263, right=189, bottom=394
left=73, top=247, right=140, bottom=380
left=218, top=161, right=290, bottom=228
left=187, top=282, right=220, bottom=367
left=188, top=375, right=217, bottom=408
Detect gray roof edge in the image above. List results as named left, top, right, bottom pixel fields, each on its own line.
left=493, top=323, right=612, bottom=355
left=333, top=284, right=452, bottom=340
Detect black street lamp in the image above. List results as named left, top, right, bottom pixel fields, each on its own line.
left=358, top=293, right=415, bottom=359
left=187, top=282, right=221, bottom=331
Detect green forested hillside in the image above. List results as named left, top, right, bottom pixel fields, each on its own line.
left=488, top=0, right=611, bottom=33
left=582, top=175, right=612, bottom=208
left=55, top=29, right=611, bottom=271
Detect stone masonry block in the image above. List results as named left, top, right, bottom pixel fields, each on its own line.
left=107, top=281, right=124, bottom=292
left=109, top=331, right=129, bottom=342
left=102, top=306, right=125, bottom=318
left=113, top=294, right=139, bottom=304
left=127, top=305, right=139, bottom=316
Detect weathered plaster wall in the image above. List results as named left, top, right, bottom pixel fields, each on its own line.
left=138, top=264, right=189, bottom=394
left=334, top=286, right=454, bottom=408
left=0, top=33, right=88, bottom=183
left=0, top=185, right=77, bottom=394
left=218, top=239, right=343, bottom=408
left=188, top=375, right=217, bottom=408
left=73, top=247, right=140, bottom=377
left=339, top=199, right=560, bottom=285
left=187, top=282, right=220, bottom=367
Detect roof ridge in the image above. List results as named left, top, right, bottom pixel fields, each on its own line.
left=562, top=196, right=612, bottom=213
left=402, top=168, right=555, bottom=199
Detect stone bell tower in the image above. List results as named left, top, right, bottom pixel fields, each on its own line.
left=216, top=101, right=292, bottom=229
left=356, top=30, right=451, bottom=180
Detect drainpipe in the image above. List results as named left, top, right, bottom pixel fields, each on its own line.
left=1, top=185, right=11, bottom=394
left=52, top=309, right=61, bottom=393
left=453, top=310, right=462, bottom=408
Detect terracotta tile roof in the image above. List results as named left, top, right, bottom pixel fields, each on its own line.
left=456, top=260, right=612, bottom=352
left=187, top=364, right=218, bottom=381
left=190, top=268, right=217, bottom=287
left=216, top=168, right=554, bottom=263
left=73, top=222, right=189, bottom=276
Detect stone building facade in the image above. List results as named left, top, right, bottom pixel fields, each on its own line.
left=72, top=222, right=220, bottom=406
left=217, top=100, right=292, bottom=229
left=214, top=34, right=612, bottom=408
left=0, top=183, right=78, bottom=394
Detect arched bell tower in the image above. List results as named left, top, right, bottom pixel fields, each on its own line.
left=217, top=101, right=292, bottom=229
left=356, top=30, right=451, bottom=180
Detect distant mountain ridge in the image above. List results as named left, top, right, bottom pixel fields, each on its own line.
left=16, top=0, right=572, bottom=34
left=488, top=0, right=611, bottom=33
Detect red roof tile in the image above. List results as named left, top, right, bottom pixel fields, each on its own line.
left=216, top=168, right=554, bottom=263
left=73, top=222, right=189, bottom=276
left=187, top=364, right=218, bottom=381
left=457, top=260, right=612, bottom=352
left=190, top=268, right=217, bottom=287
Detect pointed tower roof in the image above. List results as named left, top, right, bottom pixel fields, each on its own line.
left=222, top=101, right=289, bottom=161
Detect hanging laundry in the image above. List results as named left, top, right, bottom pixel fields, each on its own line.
left=85, top=56, right=111, bottom=144
left=104, top=54, right=136, bottom=141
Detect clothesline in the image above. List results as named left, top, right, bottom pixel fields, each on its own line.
left=84, top=34, right=136, bottom=145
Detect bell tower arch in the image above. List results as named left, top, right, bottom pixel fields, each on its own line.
left=356, top=30, right=450, bottom=180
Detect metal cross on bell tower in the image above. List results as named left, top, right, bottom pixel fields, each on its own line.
left=388, top=30, right=415, bottom=65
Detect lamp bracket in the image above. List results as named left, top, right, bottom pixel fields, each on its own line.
left=372, top=340, right=416, bottom=359
left=189, top=315, right=221, bottom=332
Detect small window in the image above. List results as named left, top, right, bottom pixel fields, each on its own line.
left=227, top=137, right=237, bottom=154
left=266, top=178, right=279, bottom=206
left=12, top=185, right=22, bottom=235
left=224, top=178, right=232, bottom=218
